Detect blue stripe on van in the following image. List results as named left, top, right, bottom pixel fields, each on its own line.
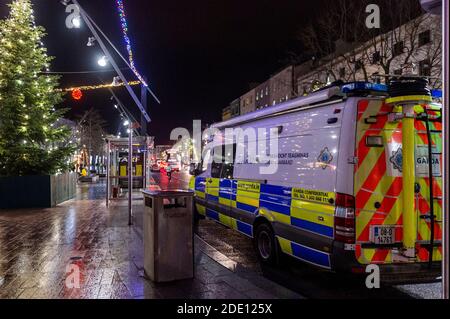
left=195, top=177, right=206, bottom=192
left=219, top=191, right=232, bottom=199
left=206, top=209, right=220, bottom=221
left=236, top=202, right=257, bottom=214
left=207, top=194, right=219, bottom=202
left=219, top=179, right=232, bottom=188
left=291, top=241, right=330, bottom=268
left=260, top=184, right=292, bottom=197
left=236, top=221, right=253, bottom=237
left=259, top=199, right=291, bottom=216
left=291, top=217, right=334, bottom=237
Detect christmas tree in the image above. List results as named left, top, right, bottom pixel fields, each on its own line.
left=0, top=0, right=74, bottom=176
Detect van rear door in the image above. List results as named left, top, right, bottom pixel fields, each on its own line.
left=354, top=99, right=442, bottom=265
left=414, top=105, right=443, bottom=263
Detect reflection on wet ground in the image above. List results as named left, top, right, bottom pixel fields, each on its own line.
left=0, top=179, right=301, bottom=299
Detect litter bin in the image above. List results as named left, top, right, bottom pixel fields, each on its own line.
left=142, top=189, right=195, bottom=282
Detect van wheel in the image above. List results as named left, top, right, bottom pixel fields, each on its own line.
left=254, top=223, right=278, bottom=265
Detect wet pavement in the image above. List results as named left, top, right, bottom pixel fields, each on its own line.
left=0, top=176, right=301, bottom=299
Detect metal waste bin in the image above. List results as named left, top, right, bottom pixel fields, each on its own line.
left=142, top=189, right=194, bottom=282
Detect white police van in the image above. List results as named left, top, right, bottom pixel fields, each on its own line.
left=190, top=80, right=442, bottom=283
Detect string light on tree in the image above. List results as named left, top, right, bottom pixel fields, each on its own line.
left=0, top=0, right=74, bottom=175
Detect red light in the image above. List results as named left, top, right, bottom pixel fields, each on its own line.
left=72, top=89, right=83, bottom=101
left=351, top=267, right=364, bottom=274
left=334, top=193, right=356, bottom=244
left=335, top=193, right=355, bottom=208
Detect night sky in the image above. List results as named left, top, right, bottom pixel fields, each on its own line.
left=0, top=0, right=324, bottom=144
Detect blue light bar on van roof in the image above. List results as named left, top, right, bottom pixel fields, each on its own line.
left=431, top=89, right=442, bottom=99
left=341, top=82, right=388, bottom=94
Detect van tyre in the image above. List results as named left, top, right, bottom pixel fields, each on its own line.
left=254, top=223, right=278, bottom=265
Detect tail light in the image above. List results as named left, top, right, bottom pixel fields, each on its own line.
left=334, top=193, right=356, bottom=244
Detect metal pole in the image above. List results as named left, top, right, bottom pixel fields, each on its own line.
left=141, top=81, right=148, bottom=136
left=106, top=140, right=110, bottom=207
left=128, top=128, right=133, bottom=226
left=72, top=0, right=151, bottom=123
left=442, top=0, right=449, bottom=300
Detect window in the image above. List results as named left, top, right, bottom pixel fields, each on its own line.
left=372, top=51, right=381, bottom=64
left=419, top=59, right=431, bottom=76
left=210, top=144, right=236, bottom=179
left=265, top=87, right=269, bottom=96
left=393, top=41, right=404, bottom=57
left=394, top=68, right=402, bottom=75
left=339, top=67, right=346, bottom=78
left=355, top=60, right=363, bottom=71
left=419, top=30, right=431, bottom=47
left=201, top=149, right=211, bottom=173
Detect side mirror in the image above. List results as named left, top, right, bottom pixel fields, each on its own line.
left=189, top=163, right=200, bottom=176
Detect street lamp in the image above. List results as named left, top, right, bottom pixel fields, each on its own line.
left=97, top=56, right=108, bottom=67
left=123, top=120, right=129, bottom=127
left=87, top=37, right=96, bottom=47
left=72, top=16, right=81, bottom=28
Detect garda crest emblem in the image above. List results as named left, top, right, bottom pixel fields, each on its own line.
left=317, top=147, right=333, bottom=170
left=390, top=148, right=403, bottom=172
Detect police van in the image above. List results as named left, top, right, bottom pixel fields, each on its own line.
left=189, top=80, right=442, bottom=282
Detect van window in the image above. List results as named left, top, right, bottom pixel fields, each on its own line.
left=210, top=144, right=236, bottom=179
left=201, top=149, right=211, bottom=173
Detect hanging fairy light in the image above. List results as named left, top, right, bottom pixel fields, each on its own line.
left=59, top=80, right=140, bottom=93
left=115, top=0, right=148, bottom=87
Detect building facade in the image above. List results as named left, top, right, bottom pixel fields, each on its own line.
left=269, top=66, right=295, bottom=106
left=240, top=88, right=256, bottom=115
left=296, top=13, right=442, bottom=94
left=221, top=13, right=441, bottom=121
left=222, top=98, right=241, bottom=121
left=255, top=81, right=271, bottom=110
left=230, top=98, right=240, bottom=118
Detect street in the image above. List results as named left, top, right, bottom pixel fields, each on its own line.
left=156, top=170, right=442, bottom=299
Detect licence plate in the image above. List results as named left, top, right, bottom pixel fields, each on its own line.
left=370, top=225, right=395, bottom=244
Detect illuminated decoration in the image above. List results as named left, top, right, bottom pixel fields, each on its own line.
left=115, top=0, right=148, bottom=87
left=72, top=88, right=83, bottom=100
left=59, top=80, right=140, bottom=92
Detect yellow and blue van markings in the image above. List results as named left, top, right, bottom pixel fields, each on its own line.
left=196, top=204, right=206, bottom=216
left=194, top=177, right=206, bottom=199
left=205, top=208, right=253, bottom=237
left=277, top=236, right=331, bottom=269
left=191, top=178, right=333, bottom=266
left=192, top=177, right=335, bottom=238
